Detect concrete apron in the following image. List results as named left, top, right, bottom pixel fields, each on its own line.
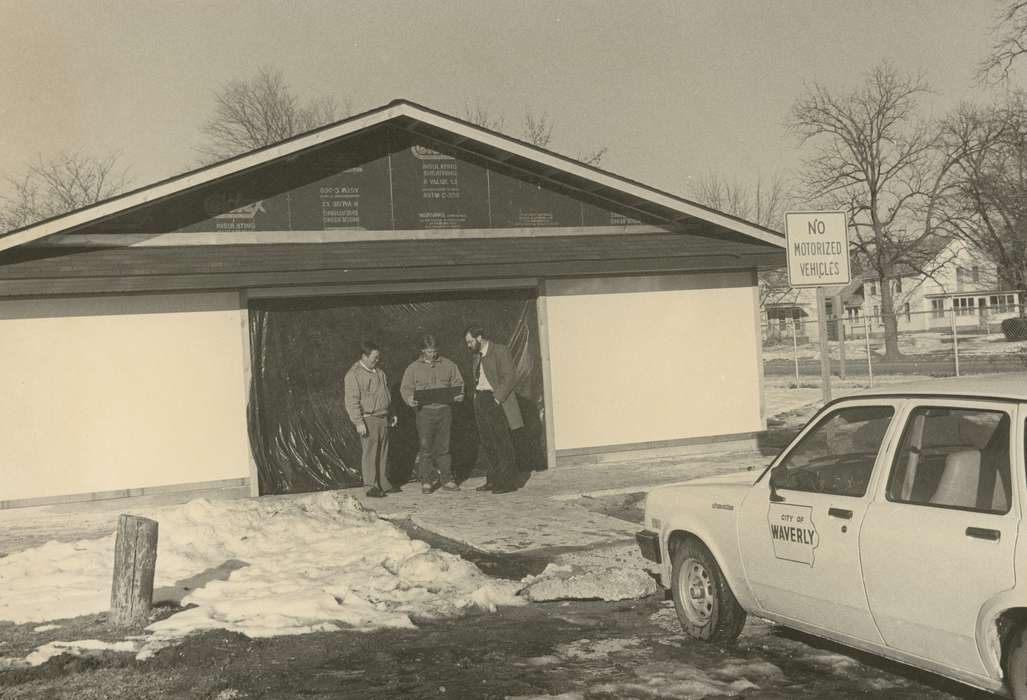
left=354, top=447, right=767, bottom=557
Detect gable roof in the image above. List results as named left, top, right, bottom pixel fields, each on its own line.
left=0, top=99, right=784, bottom=252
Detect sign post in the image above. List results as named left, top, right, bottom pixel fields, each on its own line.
left=784, top=212, right=851, bottom=403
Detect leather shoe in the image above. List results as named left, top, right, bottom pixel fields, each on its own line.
left=475, top=483, right=495, bottom=492
left=422, top=483, right=436, bottom=494
left=441, top=481, right=460, bottom=491
left=492, top=486, right=517, bottom=494
left=366, top=486, right=386, bottom=498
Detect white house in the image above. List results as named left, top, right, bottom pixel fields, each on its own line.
left=858, top=238, right=1022, bottom=334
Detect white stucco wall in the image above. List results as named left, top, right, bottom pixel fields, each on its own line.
left=544, top=272, right=762, bottom=451
left=0, top=292, right=251, bottom=502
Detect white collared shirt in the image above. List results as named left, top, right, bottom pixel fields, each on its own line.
left=476, top=340, right=495, bottom=391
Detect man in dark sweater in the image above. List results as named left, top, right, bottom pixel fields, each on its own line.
left=400, top=334, right=465, bottom=494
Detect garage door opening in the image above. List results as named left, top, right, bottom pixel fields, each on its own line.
left=248, top=289, right=546, bottom=495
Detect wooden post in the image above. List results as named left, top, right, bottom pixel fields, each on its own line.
left=836, top=294, right=847, bottom=380
left=863, top=313, right=874, bottom=388
left=791, top=317, right=800, bottom=385
left=816, top=287, right=832, bottom=402
left=951, top=304, right=961, bottom=377
left=110, top=514, right=158, bottom=626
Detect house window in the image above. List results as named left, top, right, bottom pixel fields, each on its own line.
left=874, top=305, right=881, bottom=325
left=931, top=299, right=945, bottom=319
left=869, top=281, right=877, bottom=296
left=904, top=303, right=911, bottom=322
left=972, top=266, right=980, bottom=283
left=955, top=297, right=976, bottom=316
left=895, top=278, right=902, bottom=294
left=990, top=294, right=1017, bottom=313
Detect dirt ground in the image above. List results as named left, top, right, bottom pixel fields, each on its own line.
left=0, top=595, right=995, bottom=700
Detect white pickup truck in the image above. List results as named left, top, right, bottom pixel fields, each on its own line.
left=636, top=374, right=1027, bottom=697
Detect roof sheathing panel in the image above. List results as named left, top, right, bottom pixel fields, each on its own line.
left=0, top=99, right=785, bottom=252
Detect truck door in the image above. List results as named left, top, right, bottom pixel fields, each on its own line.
left=738, top=401, right=901, bottom=644
left=860, top=401, right=1019, bottom=676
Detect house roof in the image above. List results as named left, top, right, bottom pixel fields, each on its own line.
left=860, top=235, right=957, bottom=281
left=0, top=99, right=785, bottom=253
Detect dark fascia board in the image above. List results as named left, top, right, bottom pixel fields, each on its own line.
left=0, top=252, right=782, bottom=298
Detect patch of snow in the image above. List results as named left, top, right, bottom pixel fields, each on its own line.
left=214, top=690, right=247, bottom=700
left=556, top=637, right=644, bottom=661
left=521, top=655, right=562, bottom=667
left=25, top=639, right=141, bottom=666
left=32, top=623, right=61, bottom=632
left=592, top=661, right=760, bottom=698
left=707, top=659, right=785, bottom=683
left=1, top=492, right=524, bottom=661
left=519, top=566, right=658, bottom=602
left=803, top=652, right=910, bottom=688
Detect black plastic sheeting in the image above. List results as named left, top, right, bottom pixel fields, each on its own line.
left=248, top=289, right=546, bottom=495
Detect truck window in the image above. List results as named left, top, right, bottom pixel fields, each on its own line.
left=887, top=407, right=1011, bottom=514
left=774, top=405, right=894, bottom=497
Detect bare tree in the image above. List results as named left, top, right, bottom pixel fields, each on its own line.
left=689, top=173, right=794, bottom=316
left=689, top=173, right=791, bottom=231
left=788, top=63, right=955, bottom=360
left=463, top=100, right=505, bottom=132
left=198, top=66, right=346, bottom=162
left=523, top=109, right=553, bottom=149
left=938, top=93, right=1027, bottom=315
left=0, top=150, right=128, bottom=233
left=464, top=103, right=607, bottom=166
left=977, top=1, right=1027, bottom=84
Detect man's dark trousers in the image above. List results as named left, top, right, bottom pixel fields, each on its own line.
left=415, top=405, right=454, bottom=484
left=474, top=390, right=516, bottom=488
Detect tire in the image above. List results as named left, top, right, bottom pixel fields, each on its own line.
left=670, top=538, right=746, bottom=643
left=1007, top=624, right=1027, bottom=700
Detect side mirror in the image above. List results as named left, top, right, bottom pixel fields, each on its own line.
left=768, top=465, right=787, bottom=502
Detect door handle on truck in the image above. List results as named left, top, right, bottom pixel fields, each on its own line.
left=966, top=527, right=1000, bottom=541
left=828, top=507, right=853, bottom=520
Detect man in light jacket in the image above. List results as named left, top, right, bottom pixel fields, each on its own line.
left=400, top=334, right=465, bottom=494
left=344, top=339, right=397, bottom=498
left=464, top=325, right=524, bottom=494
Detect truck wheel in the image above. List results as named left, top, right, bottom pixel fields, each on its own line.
left=1007, top=624, right=1027, bottom=700
left=671, top=538, right=746, bottom=643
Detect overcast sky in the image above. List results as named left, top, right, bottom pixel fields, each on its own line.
left=1, top=0, right=1024, bottom=201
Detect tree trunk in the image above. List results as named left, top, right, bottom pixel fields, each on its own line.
left=880, top=280, right=903, bottom=360
left=110, top=514, right=159, bottom=627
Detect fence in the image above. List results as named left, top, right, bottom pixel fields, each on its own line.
left=762, top=305, right=1027, bottom=400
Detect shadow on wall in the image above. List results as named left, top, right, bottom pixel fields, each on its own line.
left=248, top=289, right=547, bottom=495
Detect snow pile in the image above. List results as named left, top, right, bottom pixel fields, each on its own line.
left=0, top=492, right=523, bottom=652
left=517, top=563, right=658, bottom=602
left=0, top=537, right=121, bottom=623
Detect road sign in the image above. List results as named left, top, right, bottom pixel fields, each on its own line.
left=784, top=211, right=851, bottom=288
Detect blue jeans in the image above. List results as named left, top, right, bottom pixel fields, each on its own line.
left=415, top=405, right=453, bottom=484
